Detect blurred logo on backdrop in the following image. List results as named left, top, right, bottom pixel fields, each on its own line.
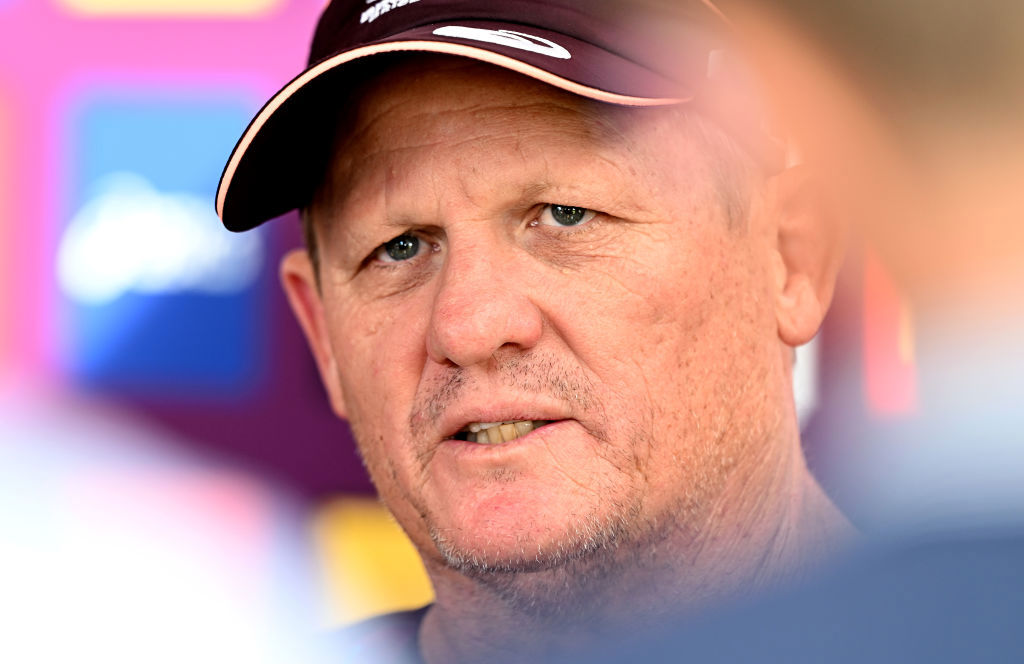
left=58, top=172, right=263, bottom=305
left=59, top=92, right=269, bottom=400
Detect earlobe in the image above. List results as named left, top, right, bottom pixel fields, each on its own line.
left=280, top=249, right=348, bottom=420
left=770, top=165, right=844, bottom=347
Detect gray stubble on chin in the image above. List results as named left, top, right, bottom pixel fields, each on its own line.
left=427, top=496, right=669, bottom=620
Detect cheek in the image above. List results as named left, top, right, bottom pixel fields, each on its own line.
left=571, top=232, right=753, bottom=349
left=644, top=232, right=774, bottom=345
left=563, top=231, right=775, bottom=442
left=330, top=301, right=438, bottom=535
left=330, top=300, right=428, bottom=449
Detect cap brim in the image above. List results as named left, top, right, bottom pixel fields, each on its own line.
left=216, top=21, right=690, bottom=231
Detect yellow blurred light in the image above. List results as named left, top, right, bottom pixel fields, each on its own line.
left=312, top=497, right=434, bottom=626
left=58, top=0, right=281, bottom=17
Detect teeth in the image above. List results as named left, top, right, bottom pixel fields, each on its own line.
left=513, top=421, right=534, bottom=437
left=462, top=420, right=548, bottom=444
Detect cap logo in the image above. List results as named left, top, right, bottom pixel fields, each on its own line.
left=361, top=0, right=420, bottom=25
left=432, top=26, right=571, bottom=60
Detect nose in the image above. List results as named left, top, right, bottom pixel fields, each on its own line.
left=426, top=240, right=544, bottom=367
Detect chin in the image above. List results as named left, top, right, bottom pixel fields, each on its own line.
left=426, top=494, right=643, bottom=577
left=427, top=512, right=652, bottom=622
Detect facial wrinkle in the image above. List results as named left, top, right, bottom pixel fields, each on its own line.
left=539, top=436, right=611, bottom=496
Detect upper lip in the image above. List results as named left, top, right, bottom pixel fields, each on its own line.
left=436, top=400, right=572, bottom=441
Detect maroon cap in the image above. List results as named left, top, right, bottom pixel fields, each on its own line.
left=216, top=0, right=763, bottom=231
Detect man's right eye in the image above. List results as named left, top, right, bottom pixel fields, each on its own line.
left=375, top=234, right=421, bottom=263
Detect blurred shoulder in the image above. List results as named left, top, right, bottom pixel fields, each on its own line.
left=336, top=605, right=430, bottom=664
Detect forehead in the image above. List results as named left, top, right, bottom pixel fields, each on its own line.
left=311, top=56, right=696, bottom=217
left=325, top=55, right=677, bottom=181
left=351, top=54, right=638, bottom=138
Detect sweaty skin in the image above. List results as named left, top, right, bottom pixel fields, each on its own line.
left=282, top=57, right=852, bottom=662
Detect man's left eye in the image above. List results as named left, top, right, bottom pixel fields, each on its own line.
left=537, top=205, right=597, bottom=228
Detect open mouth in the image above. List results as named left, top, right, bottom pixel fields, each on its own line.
left=451, top=420, right=555, bottom=444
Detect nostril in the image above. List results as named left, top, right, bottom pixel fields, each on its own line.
left=426, top=256, right=544, bottom=367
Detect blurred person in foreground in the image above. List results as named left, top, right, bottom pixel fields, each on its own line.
left=711, top=0, right=1024, bottom=542
left=585, top=0, right=1024, bottom=661
left=0, top=383, right=329, bottom=664
left=215, top=1, right=855, bottom=661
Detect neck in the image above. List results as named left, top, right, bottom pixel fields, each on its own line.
left=419, top=416, right=854, bottom=664
left=688, top=421, right=854, bottom=597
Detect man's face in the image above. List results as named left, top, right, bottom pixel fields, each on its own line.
left=293, top=58, right=789, bottom=579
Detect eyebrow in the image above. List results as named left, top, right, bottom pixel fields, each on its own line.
left=518, top=182, right=554, bottom=204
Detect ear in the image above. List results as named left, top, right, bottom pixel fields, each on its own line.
left=769, top=165, right=844, bottom=347
left=280, top=249, right=348, bottom=420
